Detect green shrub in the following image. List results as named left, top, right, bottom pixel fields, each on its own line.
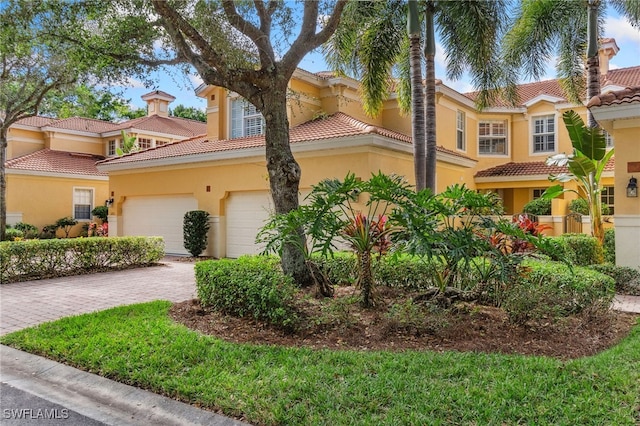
left=183, top=210, right=210, bottom=257
left=3, top=228, right=24, bottom=241
left=91, top=205, right=109, bottom=223
left=603, top=228, right=615, bottom=264
left=588, top=263, right=640, bottom=296
left=55, top=216, right=78, bottom=238
left=14, top=222, right=39, bottom=239
left=375, top=254, right=438, bottom=289
left=502, top=260, right=615, bottom=325
left=0, top=237, right=165, bottom=283
left=559, top=234, right=604, bottom=265
left=311, top=252, right=357, bottom=285
left=195, top=256, right=298, bottom=328
left=568, top=198, right=610, bottom=215
left=522, top=198, right=551, bottom=215
left=40, top=224, right=58, bottom=239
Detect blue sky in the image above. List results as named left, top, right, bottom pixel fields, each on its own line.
left=117, top=8, right=640, bottom=112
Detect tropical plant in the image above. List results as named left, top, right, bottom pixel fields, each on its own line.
left=116, top=130, right=138, bottom=156
left=543, top=110, right=614, bottom=244
left=503, top=0, right=640, bottom=126
left=183, top=210, right=210, bottom=257
left=260, top=172, right=414, bottom=307
left=324, top=0, right=515, bottom=191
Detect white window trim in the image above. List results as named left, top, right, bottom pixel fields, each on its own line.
left=72, top=187, right=95, bottom=222
left=456, top=110, right=466, bottom=152
left=530, top=113, right=557, bottom=156
left=106, top=139, right=119, bottom=157
left=228, top=96, right=265, bottom=139
left=477, top=119, right=509, bottom=157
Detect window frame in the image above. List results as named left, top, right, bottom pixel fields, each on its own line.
left=230, top=97, right=265, bottom=139
left=601, top=185, right=614, bottom=215
left=531, top=114, right=556, bottom=155
left=107, top=139, right=118, bottom=156
left=478, top=120, right=508, bottom=156
left=456, top=110, right=466, bottom=151
left=532, top=188, right=546, bottom=199
left=73, top=187, right=94, bottom=222
left=138, top=137, right=152, bottom=150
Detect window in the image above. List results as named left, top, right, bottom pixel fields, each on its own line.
left=456, top=111, right=466, bottom=151
left=533, top=188, right=545, bottom=199
left=156, top=140, right=169, bottom=147
left=605, top=131, right=614, bottom=148
left=231, top=98, right=264, bottom=138
left=138, top=137, right=152, bottom=149
left=107, top=139, right=117, bottom=156
left=601, top=186, right=614, bottom=215
left=478, top=120, right=507, bottom=155
left=532, top=115, right=555, bottom=153
left=73, top=188, right=93, bottom=221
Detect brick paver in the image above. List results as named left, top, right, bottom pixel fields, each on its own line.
left=0, top=260, right=197, bottom=336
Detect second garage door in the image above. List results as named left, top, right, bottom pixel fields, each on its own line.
left=122, top=195, right=198, bottom=255
left=225, top=191, right=275, bottom=258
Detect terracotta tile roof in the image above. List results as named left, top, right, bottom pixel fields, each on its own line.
left=141, top=90, right=176, bottom=100
left=14, top=116, right=57, bottom=127
left=114, top=115, right=206, bottom=137
left=98, top=112, right=473, bottom=167
left=587, top=86, right=640, bottom=107
left=5, top=149, right=106, bottom=176
left=475, top=158, right=615, bottom=178
left=466, top=65, right=640, bottom=107
left=44, top=116, right=121, bottom=133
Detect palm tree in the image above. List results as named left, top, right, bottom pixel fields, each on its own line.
left=504, top=0, right=640, bottom=127
left=325, top=0, right=514, bottom=192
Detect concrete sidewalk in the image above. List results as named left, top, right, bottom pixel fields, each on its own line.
left=1, top=259, right=250, bottom=426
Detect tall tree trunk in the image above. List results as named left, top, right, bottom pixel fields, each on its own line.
left=586, top=0, right=601, bottom=128
left=262, top=82, right=312, bottom=286
left=424, top=5, right=437, bottom=193
left=0, top=127, right=7, bottom=242
left=408, top=5, right=426, bottom=191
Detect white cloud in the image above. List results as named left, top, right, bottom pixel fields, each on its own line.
left=604, top=16, right=640, bottom=44
left=189, top=73, right=204, bottom=88
left=111, top=77, right=147, bottom=89
left=434, top=42, right=446, bottom=68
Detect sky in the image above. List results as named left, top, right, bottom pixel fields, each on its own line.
left=116, top=7, right=640, bottom=112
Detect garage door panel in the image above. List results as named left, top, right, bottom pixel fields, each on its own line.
left=122, top=195, right=198, bottom=255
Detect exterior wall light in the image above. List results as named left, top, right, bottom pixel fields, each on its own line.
left=105, top=198, right=115, bottom=206
left=627, top=176, right=638, bottom=198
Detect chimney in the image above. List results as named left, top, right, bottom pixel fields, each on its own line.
left=140, top=90, right=176, bottom=117
left=598, top=38, right=620, bottom=76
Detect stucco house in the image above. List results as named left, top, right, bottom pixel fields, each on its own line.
left=96, top=40, right=640, bottom=261
left=5, top=91, right=206, bottom=236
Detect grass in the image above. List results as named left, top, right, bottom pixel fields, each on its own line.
left=2, top=301, right=639, bottom=425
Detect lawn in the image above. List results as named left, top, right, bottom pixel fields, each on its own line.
left=2, top=300, right=639, bottom=425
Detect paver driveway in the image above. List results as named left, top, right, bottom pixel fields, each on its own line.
left=0, top=260, right=197, bottom=335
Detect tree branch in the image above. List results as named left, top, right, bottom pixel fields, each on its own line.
left=221, top=0, right=275, bottom=69
left=282, top=0, right=347, bottom=74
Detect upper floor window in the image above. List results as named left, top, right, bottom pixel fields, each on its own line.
left=73, top=188, right=93, bottom=221
left=138, top=138, right=152, bottom=150
left=456, top=111, right=466, bottom=151
left=156, top=140, right=169, bottom=147
left=532, top=115, right=555, bottom=153
left=231, top=98, right=264, bottom=139
left=605, top=131, right=614, bottom=148
left=107, top=139, right=117, bottom=156
left=478, top=120, right=507, bottom=155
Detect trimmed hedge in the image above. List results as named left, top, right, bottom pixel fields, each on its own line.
left=588, top=263, right=640, bottom=296
left=502, top=260, right=615, bottom=324
left=603, top=228, right=615, bottom=264
left=555, top=234, right=604, bottom=266
left=0, top=237, right=165, bottom=283
left=522, top=197, right=551, bottom=216
left=195, top=256, right=298, bottom=328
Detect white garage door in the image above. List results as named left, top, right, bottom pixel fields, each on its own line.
left=226, top=191, right=274, bottom=258
left=122, top=195, right=198, bottom=255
